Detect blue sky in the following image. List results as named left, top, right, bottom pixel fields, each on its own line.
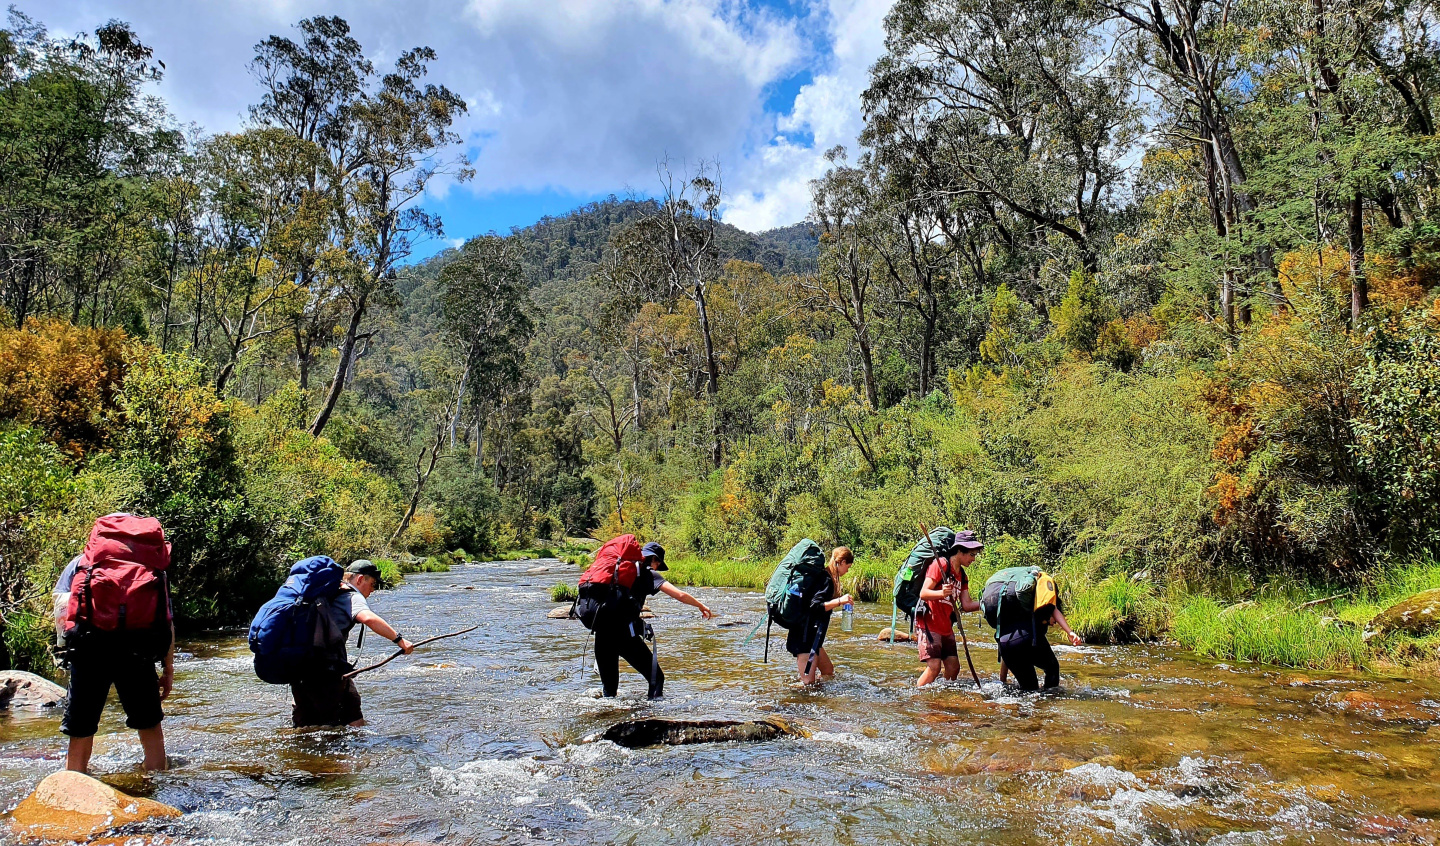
left=30, top=1, right=892, bottom=260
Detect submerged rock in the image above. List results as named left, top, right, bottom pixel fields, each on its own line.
left=524, top=566, right=549, bottom=575
left=0, top=672, right=66, bottom=710
left=1370, top=589, right=1440, bottom=637
left=1331, top=690, right=1438, bottom=722
left=877, top=628, right=916, bottom=643
left=593, top=717, right=806, bottom=748
left=8, top=770, right=181, bottom=842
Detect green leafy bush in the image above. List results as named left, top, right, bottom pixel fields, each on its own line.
left=550, top=583, right=577, bottom=602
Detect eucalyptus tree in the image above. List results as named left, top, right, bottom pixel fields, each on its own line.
left=613, top=161, right=726, bottom=465
left=804, top=148, right=882, bottom=408
left=864, top=0, right=1142, bottom=277
left=247, top=16, right=470, bottom=437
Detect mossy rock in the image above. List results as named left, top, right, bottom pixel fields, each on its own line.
left=1370, top=588, right=1440, bottom=637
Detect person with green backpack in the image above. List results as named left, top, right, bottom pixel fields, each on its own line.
left=913, top=529, right=984, bottom=687
left=980, top=567, right=1082, bottom=691
left=762, top=541, right=853, bottom=685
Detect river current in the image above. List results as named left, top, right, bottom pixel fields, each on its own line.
left=2, top=560, right=1438, bottom=845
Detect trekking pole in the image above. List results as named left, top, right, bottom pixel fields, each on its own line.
left=919, top=522, right=985, bottom=694
left=343, top=625, right=479, bottom=679
left=580, top=628, right=594, bottom=679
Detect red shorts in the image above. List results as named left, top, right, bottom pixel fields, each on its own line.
left=917, top=630, right=958, bottom=663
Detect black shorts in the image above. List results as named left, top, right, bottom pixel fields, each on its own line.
left=785, top=620, right=827, bottom=657
left=291, top=674, right=364, bottom=727
left=61, top=650, right=163, bottom=738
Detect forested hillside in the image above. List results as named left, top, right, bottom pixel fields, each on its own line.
left=1, top=1, right=1439, bottom=674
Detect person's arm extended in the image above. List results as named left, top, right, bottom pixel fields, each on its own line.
left=1052, top=608, right=1082, bottom=646
left=658, top=582, right=715, bottom=618
left=822, top=593, right=852, bottom=612
left=956, top=587, right=981, bottom=614
left=355, top=609, right=415, bottom=653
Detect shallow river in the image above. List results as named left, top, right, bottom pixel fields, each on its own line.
left=3, top=561, right=1439, bottom=845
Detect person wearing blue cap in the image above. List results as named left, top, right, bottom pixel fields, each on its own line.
left=592, top=541, right=714, bottom=699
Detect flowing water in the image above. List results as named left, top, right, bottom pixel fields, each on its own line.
left=2, top=560, right=1438, bottom=845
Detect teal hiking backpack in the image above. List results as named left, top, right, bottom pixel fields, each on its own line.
left=765, top=539, right=829, bottom=629
left=893, top=527, right=956, bottom=622
left=980, top=566, right=1058, bottom=648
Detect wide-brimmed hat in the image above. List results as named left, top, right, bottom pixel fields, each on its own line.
left=951, top=530, right=984, bottom=552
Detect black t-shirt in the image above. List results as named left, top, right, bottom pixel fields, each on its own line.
left=620, top=567, right=667, bottom=617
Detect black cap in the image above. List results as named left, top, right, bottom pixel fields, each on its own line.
left=347, top=559, right=382, bottom=581
left=641, top=542, right=667, bottom=571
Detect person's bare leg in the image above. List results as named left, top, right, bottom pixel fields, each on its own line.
left=943, top=657, right=960, bottom=681
left=138, top=725, right=167, bottom=771
left=794, top=654, right=810, bottom=684
left=66, top=736, right=94, bottom=773
left=816, top=647, right=835, bottom=678
left=917, top=659, right=942, bottom=687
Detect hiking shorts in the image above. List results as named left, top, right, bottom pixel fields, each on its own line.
left=917, top=630, right=958, bottom=663
left=290, top=674, right=364, bottom=727
left=61, top=650, right=163, bottom=738
left=785, top=620, right=826, bottom=658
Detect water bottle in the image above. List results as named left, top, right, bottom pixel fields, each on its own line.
left=841, top=601, right=854, bottom=633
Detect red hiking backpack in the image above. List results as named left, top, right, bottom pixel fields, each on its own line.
left=579, top=534, right=643, bottom=590
left=573, top=534, right=644, bottom=630
left=63, top=514, right=173, bottom=658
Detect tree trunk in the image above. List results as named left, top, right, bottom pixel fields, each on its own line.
left=309, top=291, right=368, bottom=437
left=1349, top=195, right=1367, bottom=328
left=391, top=422, right=445, bottom=546
left=694, top=285, right=722, bottom=467
left=1222, top=269, right=1236, bottom=334
left=857, top=332, right=879, bottom=409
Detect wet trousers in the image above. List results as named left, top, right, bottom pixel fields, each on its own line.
left=999, top=637, right=1060, bottom=691
left=594, top=627, right=664, bottom=699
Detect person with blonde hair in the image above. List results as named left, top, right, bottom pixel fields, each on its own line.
left=786, top=546, right=854, bottom=685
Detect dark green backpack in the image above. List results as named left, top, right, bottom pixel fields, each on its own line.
left=981, top=566, right=1056, bottom=648
left=765, top=539, right=829, bottom=629
left=893, top=527, right=956, bottom=620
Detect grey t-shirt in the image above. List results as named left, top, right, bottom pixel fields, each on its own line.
left=326, top=585, right=370, bottom=643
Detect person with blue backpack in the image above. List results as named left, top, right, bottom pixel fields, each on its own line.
left=249, top=558, right=413, bottom=727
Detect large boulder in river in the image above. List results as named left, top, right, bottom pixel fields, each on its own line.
left=592, top=717, right=806, bottom=748
left=0, top=672, right=66, bottom=710
left=1369, top=589, right=1440, bottom=637
left=8, top=770, right=181, bottom=842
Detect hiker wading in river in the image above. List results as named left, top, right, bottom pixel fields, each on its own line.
left=787, top=547, right=854, bottom=685
left=298, top=560, right=413, bottom=727
left=55, top=514, right=175, bottom=772
left=250, top=558, right=415, bottom=728
left=916, top=530, right=984, bottom=687
left=577, top=537, right=713, bottom=698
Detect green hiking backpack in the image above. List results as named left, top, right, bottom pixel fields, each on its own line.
left=765, top=539, right=830, bottom=629
left=893, top=527, right=956, bottom=621
left=980, top=566, right=1058, bottom=648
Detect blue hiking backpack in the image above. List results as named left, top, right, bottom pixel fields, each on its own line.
left=248, top=556, right=347, bottom=684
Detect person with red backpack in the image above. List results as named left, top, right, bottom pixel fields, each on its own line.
left=575, top=537, right=714, bottom=699
left=52, top=514, right=175, bottom=773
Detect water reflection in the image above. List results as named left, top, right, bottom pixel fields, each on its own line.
left=2, top=560, right=1438, bottom=844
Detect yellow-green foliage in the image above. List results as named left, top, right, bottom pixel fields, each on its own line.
left=550, top=582, right=578, bottom=602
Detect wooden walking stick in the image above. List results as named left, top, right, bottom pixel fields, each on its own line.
left=919, top=522, right=985, bottom=693
left=343, top=625, right=479, bottom=679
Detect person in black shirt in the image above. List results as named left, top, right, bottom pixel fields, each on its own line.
left=593, top=542, right=714, bottom=699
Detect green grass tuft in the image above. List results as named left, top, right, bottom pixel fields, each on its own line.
left=550, top=582, right=578, bottom=602
left=1169, top=596, right=1367, bottom=670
